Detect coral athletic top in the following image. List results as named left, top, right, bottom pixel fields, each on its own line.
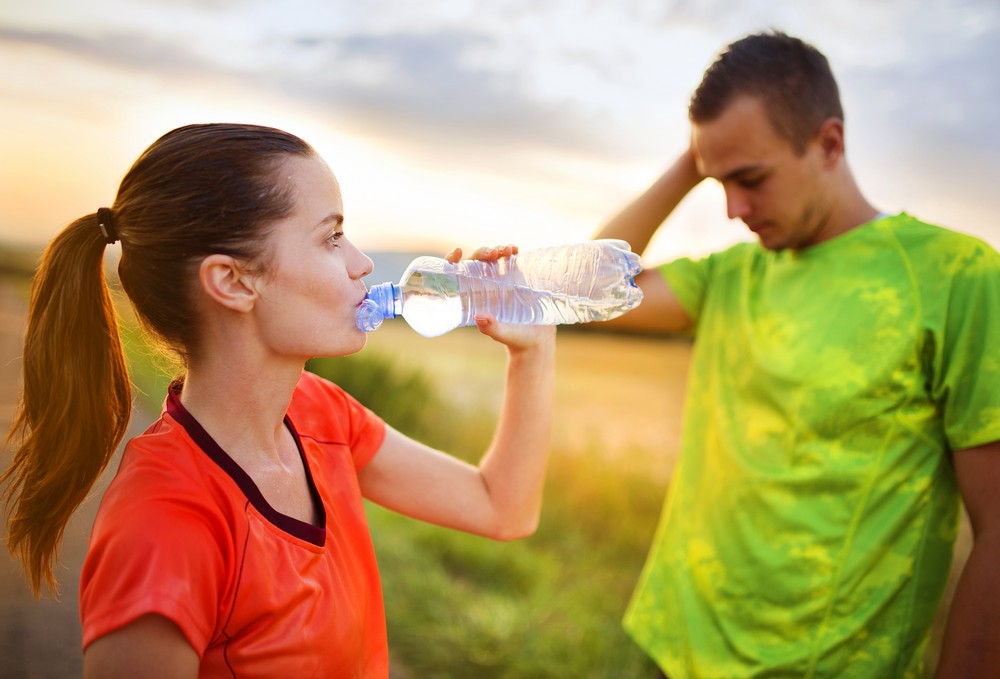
left=81, top=371, right=389, bottom=678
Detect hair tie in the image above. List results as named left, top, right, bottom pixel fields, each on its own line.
left=97, top=207, right=118, bottom=245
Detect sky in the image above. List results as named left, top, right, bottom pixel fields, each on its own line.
left=1, top=0, right=998, bottom=268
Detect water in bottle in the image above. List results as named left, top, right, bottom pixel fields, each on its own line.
left=355, top=239, right=643, bottom=337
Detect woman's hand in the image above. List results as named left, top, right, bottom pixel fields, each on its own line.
left=444, top=245, right=557, bottom=352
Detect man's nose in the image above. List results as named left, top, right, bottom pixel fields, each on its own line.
left=725, top=188, right=751, bottom=220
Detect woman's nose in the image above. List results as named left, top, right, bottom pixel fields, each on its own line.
left=353, top=247, right=374, bottom=280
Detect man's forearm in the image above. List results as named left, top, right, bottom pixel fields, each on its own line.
left=595, top=148, right=703, bottom=255
left=934, top=530, right=1000, bottom=677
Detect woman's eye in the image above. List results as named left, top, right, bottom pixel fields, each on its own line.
left=326, top=232, right=343, bottom=247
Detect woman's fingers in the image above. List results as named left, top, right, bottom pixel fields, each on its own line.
left=466, top=244, right=519, bottom=261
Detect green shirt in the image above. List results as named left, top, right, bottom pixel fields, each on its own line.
left=624, top=213, right=1000, bottom=678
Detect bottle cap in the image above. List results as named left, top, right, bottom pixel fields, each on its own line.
left=356, top=282, right=400, bottom=332
left=356, top=298, right=384, bottom=332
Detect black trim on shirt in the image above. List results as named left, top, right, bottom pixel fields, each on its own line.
left=166, top=382, right=327, bottom=546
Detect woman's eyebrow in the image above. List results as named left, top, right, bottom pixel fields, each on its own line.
left=315, top=213, right=345, bottom=231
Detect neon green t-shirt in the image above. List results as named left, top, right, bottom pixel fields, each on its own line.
left=624, top=213, right=1000, bottom=678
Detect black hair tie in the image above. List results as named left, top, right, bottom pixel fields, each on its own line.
left=97, top=207, right=118, bottom=245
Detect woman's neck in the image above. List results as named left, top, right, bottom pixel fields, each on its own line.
left=178, top=352, right=304, bottom=467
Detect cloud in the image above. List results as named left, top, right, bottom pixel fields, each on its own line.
left=0, top=25, right=218, bottom=76
left=260, top=31, right=616, bottom=154
left=0, top=21, right=619, bottom=162
left=844, top=26, right=1000, bottom=151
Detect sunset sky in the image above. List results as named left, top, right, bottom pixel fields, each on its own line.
left=2, top=0, right=998, bottom=267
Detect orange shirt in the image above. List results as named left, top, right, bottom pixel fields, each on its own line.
left=81, top=371, right=388, bottom=678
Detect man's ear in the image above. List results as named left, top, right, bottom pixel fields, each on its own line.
left=198, top=254, right=258, bottom=312
left=816, top=117, right=845, bottom=167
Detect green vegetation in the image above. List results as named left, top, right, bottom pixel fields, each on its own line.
left=0, top=243, right=39, bottom=278
left=119, top=317, right=180, bottom=410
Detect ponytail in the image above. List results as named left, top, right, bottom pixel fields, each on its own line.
left=4, top=123, right=315, bottom=596
left=2, top=213, right=131, bottom=597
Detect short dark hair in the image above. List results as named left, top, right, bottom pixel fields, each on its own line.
left=689, top=31, right=844, bottom=153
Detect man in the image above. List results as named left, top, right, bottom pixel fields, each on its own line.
left=594, top=31, right=1000, bottom=678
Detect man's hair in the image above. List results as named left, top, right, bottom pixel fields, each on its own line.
left=689, top=31, right=844, bottom=154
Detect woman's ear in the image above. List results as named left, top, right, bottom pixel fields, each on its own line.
left=198, top=254, right=258, bottom=312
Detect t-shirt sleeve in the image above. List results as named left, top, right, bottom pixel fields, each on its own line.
left=339, top=386, right=386, bottom=471
left=80, top=490, right=230, bottom=656
left=657, top=242, right=754, bottom=332
left=658, top=255, right=712, bottom=329
left=933, top=240, right=1000, bottom=450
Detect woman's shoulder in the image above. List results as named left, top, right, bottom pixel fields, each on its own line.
left=290, top=370, right=367, bottom=418
left=288, top=370, right=385, bottom=454
left=104, top=414, right=244, bottom=527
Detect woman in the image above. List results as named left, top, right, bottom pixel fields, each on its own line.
left=1, top=123, right=556, bottom=677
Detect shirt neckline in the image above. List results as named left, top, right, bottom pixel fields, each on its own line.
left=166, top=381, right=327, bottom=546
left=778, top=212, right=896, bottom=262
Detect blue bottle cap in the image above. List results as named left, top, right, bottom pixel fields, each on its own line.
left=355, top=282, right=400, bottom=333
left=355, top=297, right=384, bottom=332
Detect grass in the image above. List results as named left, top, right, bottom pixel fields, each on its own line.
left=365, top=457, right=664, bottom=678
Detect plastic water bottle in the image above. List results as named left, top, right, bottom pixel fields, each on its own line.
left=355, top=239, right=643, bottom=337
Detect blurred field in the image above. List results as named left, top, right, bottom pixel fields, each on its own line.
left=360, top=321, right=691, bottom=478
left=0, top=268, right=974, bottom=678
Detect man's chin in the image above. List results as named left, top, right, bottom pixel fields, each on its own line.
left=754, top=231, right=788, bottom=252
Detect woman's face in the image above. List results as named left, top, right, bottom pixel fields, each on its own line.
left=250, top=154, right=374, bottom=362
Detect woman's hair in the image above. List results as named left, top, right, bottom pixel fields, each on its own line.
left=2, top=123, right=315, bottom=596
left=689, top=31, right=844, bottom=154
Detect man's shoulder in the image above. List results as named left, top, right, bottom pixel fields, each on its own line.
left=877, top=212, right=994, bottom=254
left=657, top=240, right=760, bottom=290
left=873, top=213, right=1000, bottom=288
left=689, top=239, right=761, bottom=269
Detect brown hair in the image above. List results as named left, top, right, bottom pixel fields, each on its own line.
left=2, top=123, right=315, bottom=596
left=689, top=31, right=844, bottom=154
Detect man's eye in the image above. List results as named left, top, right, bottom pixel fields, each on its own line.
left=740, top=176, right=765, bottom=189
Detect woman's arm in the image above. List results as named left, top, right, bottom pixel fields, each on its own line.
left=358, top=246, right=557, bottom=540
left=359, top=316, right=555, bottom=540
left=84, top=614, right=199, bottom=679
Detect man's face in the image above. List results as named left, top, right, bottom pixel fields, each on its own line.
left=691, top=95, right=835, bottom=251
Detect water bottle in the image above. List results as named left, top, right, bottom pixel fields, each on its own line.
left=355, top=239, right=643, bottom=337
